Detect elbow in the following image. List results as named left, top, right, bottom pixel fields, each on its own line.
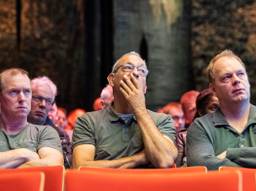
left=153, top=156, right=175, bottom=168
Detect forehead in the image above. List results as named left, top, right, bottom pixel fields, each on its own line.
left=1, top=73, right=31, bottom=90
left=115, top=54, right=146, bottom=68
left=168, top=106, right=184, bottom=115
left=212, top=56, right=245, bottom=76
left=32, top=83, right=55, bottom=98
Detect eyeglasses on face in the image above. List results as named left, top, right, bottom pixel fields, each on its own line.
left=32, top=95, right=54, bottom=106
left=113, top=63, right=149, bottom=77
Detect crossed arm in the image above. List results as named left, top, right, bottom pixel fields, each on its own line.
left=0, top=147, right=63, bottom=168
left=72, top=145, right=147, bottom=169
left=73, top=74, right=177, bottom=169
left=19, top=147, right=63, bottom=168
left=186, top=121, right=241, bottom=170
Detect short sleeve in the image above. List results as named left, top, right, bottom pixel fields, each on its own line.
left=72, top=114, right=95, bottom=148
left=37, top=126, right=63, bottom=153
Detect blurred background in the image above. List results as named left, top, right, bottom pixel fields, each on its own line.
left=0, top=0, right=256, bottom=112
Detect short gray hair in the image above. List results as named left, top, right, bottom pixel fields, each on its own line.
left=111, top=51, right=146, bottom=73
left=31, top=76, right=57, bottom=96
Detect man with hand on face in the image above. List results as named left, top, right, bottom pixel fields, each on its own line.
left=72, top=51, right=177, bottom=168
left=187, top=50, right=256, bottom=170
left=0, top=68, right=63, bottom=168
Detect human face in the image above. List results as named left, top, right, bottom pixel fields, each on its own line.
left=211, top=56, right=250, bottom=105
left=108, top=54, right=148, bottom=94
left=29, top=84, right=55, bottom=125
left=0, top=74, right=31, bottom=122
left=168, top=107, right=185, bottom=131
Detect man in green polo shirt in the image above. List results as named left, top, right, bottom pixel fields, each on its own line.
left=72, top=51, right=177, bottom=168
left=187, top=50, right=256, bottom=170
left=0, top=68, right=63, bottom=168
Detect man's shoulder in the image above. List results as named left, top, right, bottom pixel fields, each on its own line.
left=26, top=123, right=58, bottom=134
left=147, top=109, right=170, bottom=120
left=79, top=109, right=110, bottom=121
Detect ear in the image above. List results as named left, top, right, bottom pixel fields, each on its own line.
left=107, top=73, right=115, bottom=87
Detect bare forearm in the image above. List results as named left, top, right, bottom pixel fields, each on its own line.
left=20, top=157, right=63, bottom=168
left=1, top=158, right=28, bottom=168
left=135, top=109, right=177, bottom=168
left=0, top=149, right=34, bottom=168
left=73, top=152, right=147, bottom=169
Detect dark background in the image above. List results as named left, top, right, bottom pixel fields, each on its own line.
left=0, top=0, right=256, bottom=112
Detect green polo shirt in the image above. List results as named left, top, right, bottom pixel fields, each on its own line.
left=0, top=123, right=62, bottom=153
left=72, top=107, right=175, bottom=160
left=187, top=105, right=256, bottom=170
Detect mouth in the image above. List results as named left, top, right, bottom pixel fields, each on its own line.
left=34, top=111, right=46, bottom=117
left=232, top=88, right=245, bottom=95
left=17, top=106, right=28, bottom=112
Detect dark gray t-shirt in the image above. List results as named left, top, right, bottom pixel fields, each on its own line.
left=72, top=107, right=175, bottom=160
left=0, top=123, right=62, bottom=153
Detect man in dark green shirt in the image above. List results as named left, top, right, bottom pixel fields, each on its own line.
left=187, top=50, right=256, bottom=170
left=73, top=51, right=177, bottom=168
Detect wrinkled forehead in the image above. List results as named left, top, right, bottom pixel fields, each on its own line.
left=113, top=54, right=147, bottom=71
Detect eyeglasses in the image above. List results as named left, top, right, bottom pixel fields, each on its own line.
left=32, top=95, right=54, bottom=106
left=113, top=63, right=149, bottom=77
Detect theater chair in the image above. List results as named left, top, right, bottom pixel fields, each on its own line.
left=0, top=165, right=64, bottom=191
left=219, top=166, right=256, bottom=191
left=0, top=171, right=44, bottom=191
left=79, top=166, right=207, bottom=174
left=65, top=169, right=241, bottom=191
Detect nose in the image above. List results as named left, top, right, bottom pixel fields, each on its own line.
left=39, top=99, right=47, bottom=107
left=17, top=91, right=26, bottom=101
left=232, top=74, right=241, bottom=85
left=131, top=69, right=140, bottom=78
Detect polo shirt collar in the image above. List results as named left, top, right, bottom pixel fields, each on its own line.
left=212, top=108, right=228, bottom=126
left=213, top=104, right=256, bottom=127
left=107, top=106, right=137, bottom=124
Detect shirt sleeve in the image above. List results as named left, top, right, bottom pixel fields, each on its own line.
left=72, top=114, right=95, bottom=148
left=226, top=147, right=256, bottom=167
left=37, top=126, right=63, bottom=153
left=186, top=119, right=240, bottom=170
left=155, top=113, right=176, bottom=142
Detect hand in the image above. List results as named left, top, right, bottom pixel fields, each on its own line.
left=16, top=148, right=40, bottom=161
left=119, top=73, right=146, bottom=112
left=119, top=151, right=148, bottom=169
left=217, top=151, right=227, bottom=160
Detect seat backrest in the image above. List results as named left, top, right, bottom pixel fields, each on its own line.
left=79, top=166, right=207, bottom=174
left=0, top=165, right=64, bottom=191
left=65, top=170, right=241, bottom=191
left=0, top=171, right=44, bottom=191
left=219, top=166, right=256, bottom=191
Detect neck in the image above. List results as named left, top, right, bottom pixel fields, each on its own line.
left=220, top=100, right=250, bottom=120
left=0, top=117, right=27, bottom=135
left=112, top=93, right=133, bottom=114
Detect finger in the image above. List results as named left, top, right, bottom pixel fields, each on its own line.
left=130, top=73, right=140, bottom=89
left=123, top=74, right=137, bottom=91
left=120, top=79, right=131, bottom=94
left=119, top=86, right=129, bottom=98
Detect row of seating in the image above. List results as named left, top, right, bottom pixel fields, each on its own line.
left=0, top=166, right=254, bottom=191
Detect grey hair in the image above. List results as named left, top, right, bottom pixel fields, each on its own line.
left=31, top=76, right=57, bottom=96
left=111, top=51, right=146, bottom=73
